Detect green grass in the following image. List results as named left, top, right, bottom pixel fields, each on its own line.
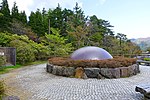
left=0, top=64, right=22, bottom=74
left=23, top=60, right=47, bottom=66
left=0, top=60, right=47, bottom=74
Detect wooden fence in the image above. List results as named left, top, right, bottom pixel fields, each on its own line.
left=0, top=47, right=16, bottom=66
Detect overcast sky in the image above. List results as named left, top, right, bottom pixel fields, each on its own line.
left=1, top=0, right=150, bottom=39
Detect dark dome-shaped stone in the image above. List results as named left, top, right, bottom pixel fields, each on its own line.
left=71, top=46, right=113, bottom=60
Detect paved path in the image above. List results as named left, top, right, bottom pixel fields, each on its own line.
left=1, top=64, right=149, bottom=100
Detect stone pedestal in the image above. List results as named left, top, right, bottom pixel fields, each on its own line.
left=46, top=63, right=140, bottom=79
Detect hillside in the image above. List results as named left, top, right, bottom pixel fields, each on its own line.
left=131, top=37, right=150, bottom=51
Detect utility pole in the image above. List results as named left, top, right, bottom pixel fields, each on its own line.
left=48, top=19, right=50, bottom=34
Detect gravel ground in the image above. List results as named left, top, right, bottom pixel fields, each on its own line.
left=1, top=64, right=149, bottom=100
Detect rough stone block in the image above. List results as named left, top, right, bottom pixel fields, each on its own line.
left=63, top=67, right=75, bottom=77
left=46, top=63, right=53, bottom=73
left=110, top=68, right=120, bottom=78
left=82, top=73, right=88, bottom=79
left=120, top=67, right=129, bottom=77
left=128, top=65, right=134, bottom=76
left=100, top=68, right=112, bottom=78
left=75, top=67, right=84, bottom=78
left=56, top=66, right=64, bottom=75
left=97, top=73, right=105, bottom=79
left=100, top=68, right=120, bottom=78
left=52, top=66, right=64, bottom=75
left=84, top=68, right=100, bottom=78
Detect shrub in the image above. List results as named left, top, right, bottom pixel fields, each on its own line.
left=48, top=57, right=137, bottom=68
left=44, top=28, right=73, bottom=56
left=0, top=56, right=6, bottom=67
left=144, top=58, right=150, bottom=61
left=9, top=40, right=35, bottom=64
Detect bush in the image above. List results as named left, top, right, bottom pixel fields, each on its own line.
left=9, top=40, right=35, bottom=64
left=48, top=57, right=137, bottom=68
left=44, top=28, right=73, bottom=56
left=144, top=58, right=150, bottom=61
left=0, top=56, right=6, bottom=67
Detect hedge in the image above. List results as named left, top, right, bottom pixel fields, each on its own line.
left=48, top=57, right=137, bottom=68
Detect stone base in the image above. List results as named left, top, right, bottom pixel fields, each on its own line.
left=46, top=64, right=140, bottom=79
left=135, top=84, right=150, bottom=99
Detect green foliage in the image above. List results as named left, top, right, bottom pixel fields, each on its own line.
left=0, top=1, right=142, bottom=60
left=0, top=32, right=50, bottom=63
left=28, top=9, right=47, bottom=36
left=0, top=56, right=6, bottom=67
left=0, top=13, right=3, bottom=17
left=0, top=32, right=12, bottom=46
left=0, top=0, right=11, bottom=31
left=9, top=39, right=35, bottom=64
left=28, top=41, right=50, bottom=60
left=144, top=58, right=150, bottom=61
left=44, top=28, right=73, bottom=56
left=11, top=2, right=19, bottom=20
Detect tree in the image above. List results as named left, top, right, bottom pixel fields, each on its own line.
left=0, top=0, right=11, bottom=31
left=52, top=4, right=63, bottom=29
left=43, top=28, right=73, bottom=56
left=9, top=19, right=37, bottom=41
left=28, top=9, right=46, bottom=36
left=60, top=8, right=73, bottom=36
left=116, top=33, right=127, bottom=47
left=19, top=11, right=27, bottom=24
left=73, top=2, right=86, bottom=27
left=87, top=15, right=103, bottom=46
left=0, top=13, right=3, bottom=17
left=11, top=2, right=19, bottom=20
left=67, top=25, right=88, bottom=48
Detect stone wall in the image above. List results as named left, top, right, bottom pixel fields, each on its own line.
left=46, top=63, right=140, bottom=79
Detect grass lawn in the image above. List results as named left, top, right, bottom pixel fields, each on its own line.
left=0, top=60, right=47, bottom=74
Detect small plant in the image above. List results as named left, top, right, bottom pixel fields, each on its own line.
left=144, top=58, right=150, bottom=61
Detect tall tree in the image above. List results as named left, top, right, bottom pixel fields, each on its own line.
left=61, top=8, right=73, bottom=36
left=19, top=11, right=27, bottom=24
left=116, top=33, right=127, bottom=47
left=11, top=2, right=19, bottom=20
left=41, top=8, right=48, bottom=34
left=28, top=9, right=45, bottom=36
left=73, top=2, right=86, bottom=27
left=0, top=0, right=11, bottom=31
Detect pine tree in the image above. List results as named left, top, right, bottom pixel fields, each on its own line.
left=28, top=9, right=45, bottom=36
left=20, top=11, right=27, bottom=24
left=11, top=2, right=19, bottom=20
left=0, top=0, right=11, bottom=31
